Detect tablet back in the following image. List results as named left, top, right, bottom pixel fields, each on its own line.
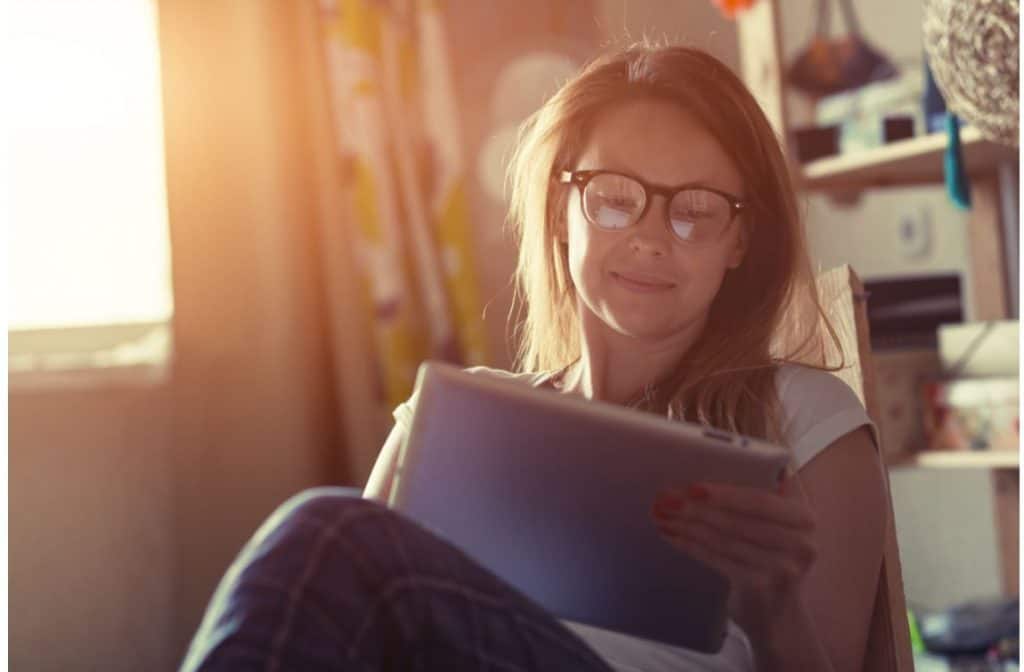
left=389, top=362, right=790, bottom=653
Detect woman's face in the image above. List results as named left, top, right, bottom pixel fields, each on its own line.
left=561, top=98, right=749, bottom=344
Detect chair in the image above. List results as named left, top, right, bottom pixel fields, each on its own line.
left=815, top=265, right=915, bottom=671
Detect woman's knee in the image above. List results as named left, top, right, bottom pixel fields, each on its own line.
left=246, top=488, right=388, bottom=555
left=251, top=487, right=489, bottom=592
left=274, top=486, right=376, bottom=523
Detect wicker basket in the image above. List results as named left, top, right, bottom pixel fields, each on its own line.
left=923, top=0, right=1019, bottom=147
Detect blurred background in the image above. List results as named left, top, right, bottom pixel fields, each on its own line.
left=7, top=1, right=1018, bottom=670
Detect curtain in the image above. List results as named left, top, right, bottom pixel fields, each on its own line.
left=158, top=0, right=358, bottom=656
left=317, top=0, right=489, bottom=412
left=159, top=0, right=490, bottom=652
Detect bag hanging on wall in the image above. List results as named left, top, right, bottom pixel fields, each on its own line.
left=787, top=0, right=898, bottom=97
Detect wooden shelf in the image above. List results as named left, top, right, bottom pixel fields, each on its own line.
left=891, top=450, right=1020, bottom=470
left=799, top=126, right=1018, bottom=192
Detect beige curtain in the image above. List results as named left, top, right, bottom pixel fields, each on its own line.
left=157, top=0, right=376, bottom=655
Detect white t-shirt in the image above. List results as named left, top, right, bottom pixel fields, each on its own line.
left=390, top=364, right=876, bottom=672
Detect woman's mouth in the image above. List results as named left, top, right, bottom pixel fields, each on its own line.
left=610, top=271, right=676, bottom=293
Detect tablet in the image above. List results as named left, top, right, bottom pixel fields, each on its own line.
left=389, top=361, right=790, bottom=653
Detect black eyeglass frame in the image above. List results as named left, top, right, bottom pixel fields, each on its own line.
left=558, top=169, right=747, bottom=236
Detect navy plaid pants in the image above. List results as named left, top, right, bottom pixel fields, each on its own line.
left=180, top=488, right=615, bottom=671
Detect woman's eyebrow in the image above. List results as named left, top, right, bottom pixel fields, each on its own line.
left=585, top=165, right=736, bottom=193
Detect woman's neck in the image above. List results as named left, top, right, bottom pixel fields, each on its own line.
left=559, top=310, right=706, bottom=405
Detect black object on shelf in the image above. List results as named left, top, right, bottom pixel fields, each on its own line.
left=864, top=274, right=963, bottom=350
left=792, top=125, right=840, bottom=163
left=884, top=115, right=915, bottom=143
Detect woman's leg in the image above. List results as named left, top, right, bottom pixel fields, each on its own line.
left=181, top=488, right=615, bottom=671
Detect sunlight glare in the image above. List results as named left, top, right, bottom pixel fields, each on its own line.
left=9, top=0, right=173, bottom=330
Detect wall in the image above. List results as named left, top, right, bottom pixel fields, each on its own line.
left=9, top=385, right=177, bottom=671
left=595, top=0, right=739, bottom=65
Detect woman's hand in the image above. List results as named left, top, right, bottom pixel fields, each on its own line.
left=651, top=478, right=818, bottom=643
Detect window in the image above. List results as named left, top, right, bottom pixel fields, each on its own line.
left=9, top=0, right=173, bottom=384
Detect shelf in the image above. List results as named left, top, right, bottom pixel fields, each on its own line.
left=799, top=126, right=1018, bottom=192
left=891, top=450, right=1020, bottom=470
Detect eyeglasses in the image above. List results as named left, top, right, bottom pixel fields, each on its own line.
left=559, top=169, right=746, bottom=245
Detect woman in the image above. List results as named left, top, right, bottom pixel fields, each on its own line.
left=181, top=44, right=886, bottom=672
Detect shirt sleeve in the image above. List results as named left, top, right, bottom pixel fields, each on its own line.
left=776, top=365, right=879, bottom=471
left=392, top=397, right=415, bottom=432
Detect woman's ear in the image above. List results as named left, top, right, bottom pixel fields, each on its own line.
left=726, top=220, right=750, bottom=269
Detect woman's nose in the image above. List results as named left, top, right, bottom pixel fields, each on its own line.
left=629, top=196, right=672, bottom=256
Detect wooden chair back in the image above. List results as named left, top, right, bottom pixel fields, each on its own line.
left=815, top=265, right=915, bottom=671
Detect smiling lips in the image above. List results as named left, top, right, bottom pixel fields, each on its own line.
left=611, top=271, right=677, bottom=292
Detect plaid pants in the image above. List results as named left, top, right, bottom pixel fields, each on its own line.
left=181, top=488, right=615, bottom=671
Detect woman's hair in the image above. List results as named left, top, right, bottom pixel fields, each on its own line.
left=505, top=42, right=841, bottom=442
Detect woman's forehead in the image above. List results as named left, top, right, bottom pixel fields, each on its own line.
left=575, top=98, right=743, bottom=192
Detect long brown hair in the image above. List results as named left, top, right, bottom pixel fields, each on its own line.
left=506, top=43, right=841, bottom=442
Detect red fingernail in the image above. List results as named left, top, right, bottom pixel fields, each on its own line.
left=657, top=494, right=685, bottom=511
left=687, top=484, right=710, bottom=501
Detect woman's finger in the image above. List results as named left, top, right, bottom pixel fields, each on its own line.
left=658, top=502, right=817, bottom=562
left=658, top=524, right=761, bottom=588
left=667, top=518, right=815, bottom=583
left=660, top=528, right=807, bottom=600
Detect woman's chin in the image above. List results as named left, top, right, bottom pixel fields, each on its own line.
left=600, top=304, right=706, bottom=344
left=606, top=315, right=681, bottom=341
